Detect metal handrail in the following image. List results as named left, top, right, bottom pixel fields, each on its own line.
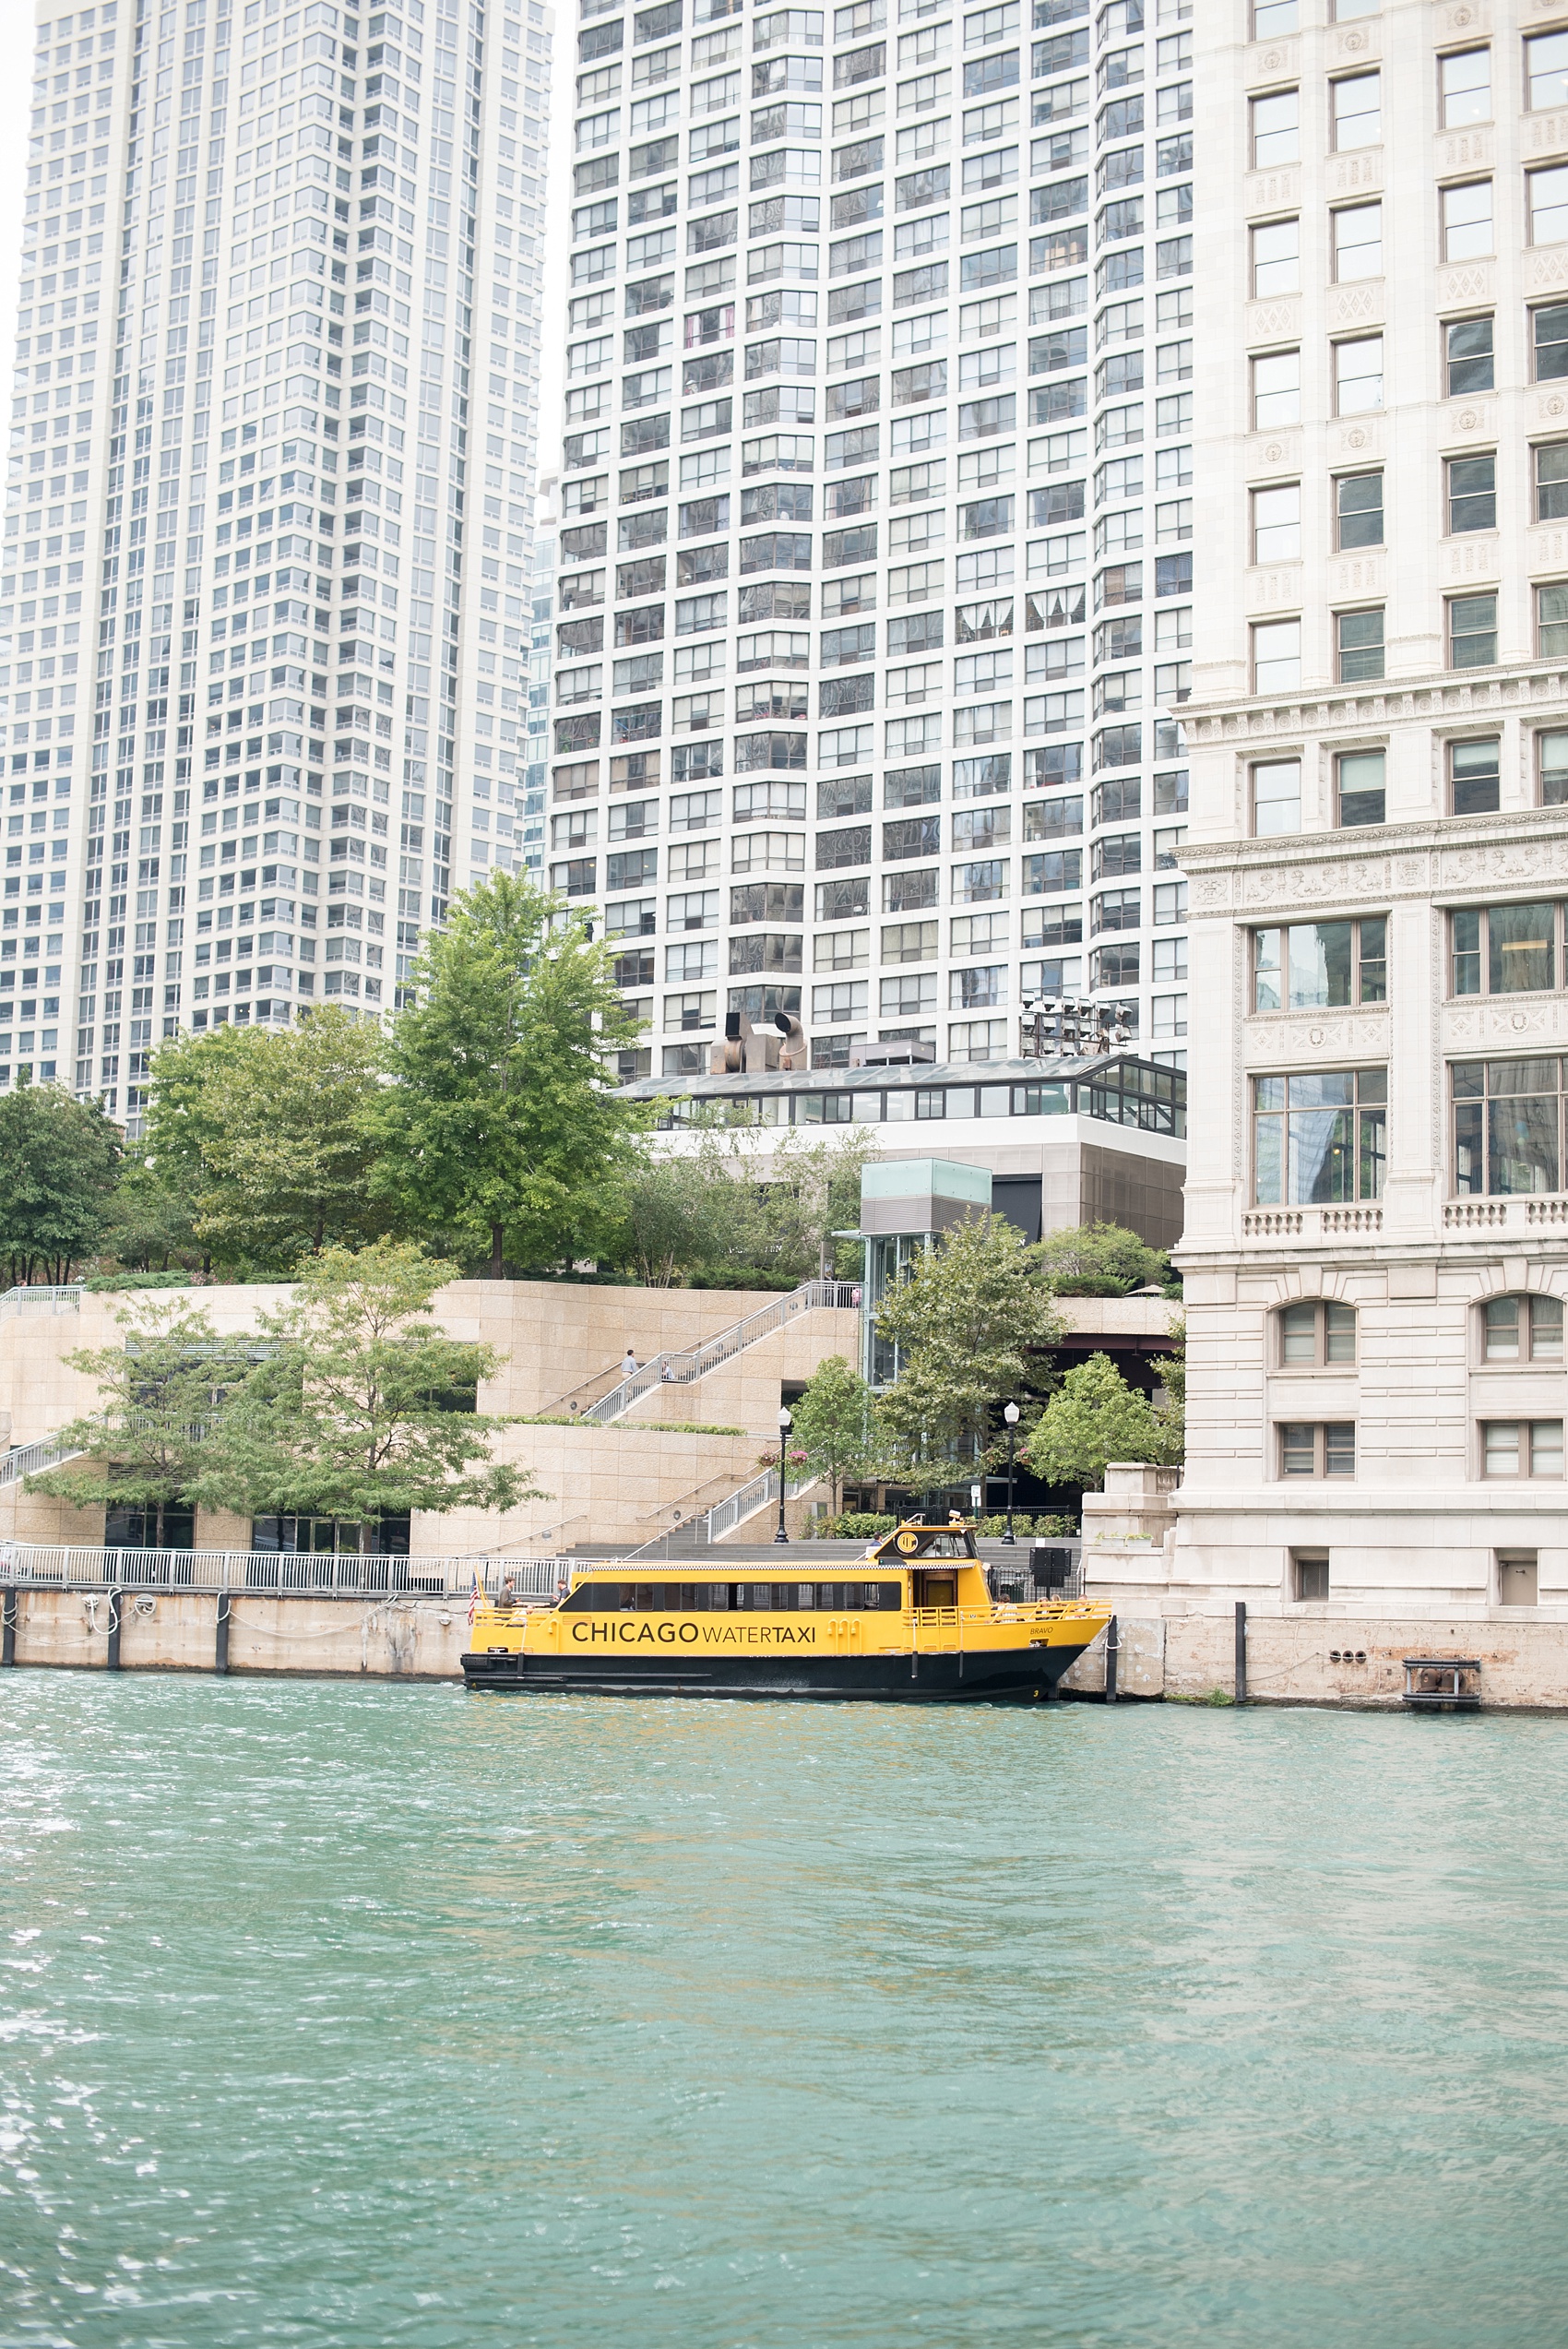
left=551, top=1278, right=860, bottom=1426
left=0, top=1544, right=571, bottom=1598
left=704, top=1467, right=818, bottom=1544
left=0, top=1436, right=87, bottom=1490
left=0, top=1284, right=83, bottom=1321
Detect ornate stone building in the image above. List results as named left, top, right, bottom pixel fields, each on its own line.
left=1177, top=0, right=1568, bottom=1617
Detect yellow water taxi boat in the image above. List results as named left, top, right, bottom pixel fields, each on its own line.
left=461, top=1519, right=1108, bottom=1703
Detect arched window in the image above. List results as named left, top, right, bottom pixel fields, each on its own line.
left=1481, top=1294, right=1564, bottom=1363
left=1277, top=1299, right=1356, bottom=1366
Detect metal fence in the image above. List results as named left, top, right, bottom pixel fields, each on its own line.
left=0, top=1545, right=571, bottom=1600
left=0, top=1284, right=85, bottom=1323
left=984, top=1544, right=1085, bottom=1603
left=554, top=1278, right=860, bottom=1425
left=0, top=1435, right=86, bottom=1491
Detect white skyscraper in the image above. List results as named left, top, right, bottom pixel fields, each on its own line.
left=553, top=0, right=1194, bottom=1086
left=2, top=0, right=552, bottom=1124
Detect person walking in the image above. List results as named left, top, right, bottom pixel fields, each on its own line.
left=621, top=1347, right=637, bottom=1378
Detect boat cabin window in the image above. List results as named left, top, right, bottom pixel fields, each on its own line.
left=561, top=1579, right=903, bottom=1612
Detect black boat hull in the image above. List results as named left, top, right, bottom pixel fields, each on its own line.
left=459, top=1643, right=1091, bottom=1702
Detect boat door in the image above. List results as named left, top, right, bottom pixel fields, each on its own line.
left=915, top=1570, right=957, bottom=1610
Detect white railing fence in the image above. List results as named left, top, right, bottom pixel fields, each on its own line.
left=0, top=1545, right=571, bottom=1600
left=0, top=1436, right=87, bottom=1490
left=0, top=1284, right=84, bottom=1322
left=552, top=1278, right=860, bottom=1426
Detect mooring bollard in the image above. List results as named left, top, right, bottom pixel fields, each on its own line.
left=215, top=1590, right=232, bottom=1676
left=1235, top=1600, right=1248, bottom=1704
left=105, top=1590, right=124, bottom=1672
left=1, top=1587, right=16, bottom=1667
left=1104, top=1614, right=1119, bottom=1705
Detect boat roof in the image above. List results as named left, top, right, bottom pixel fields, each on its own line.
left=569, top=1522, right=980, bottom=1577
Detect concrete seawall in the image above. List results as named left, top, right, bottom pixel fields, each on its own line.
left=3, top=1587, right=472, bottom=1680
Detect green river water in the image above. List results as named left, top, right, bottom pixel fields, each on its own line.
left=3, top=1675, right=1567, bottom=2348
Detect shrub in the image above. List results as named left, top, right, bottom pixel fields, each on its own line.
left=83, top=1270, right=195, bottom=1293
left=813, top=1510, right=897, bottom=1539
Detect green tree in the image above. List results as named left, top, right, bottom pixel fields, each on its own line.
left=1026, top=1350, right=1182, bottom=1493
left=202, top=1241, right=538, bottom=1550
left=613, top=1120, right=876, bottom=1288
left=373, top=874, right=647, bottom=1278
left=873, top=1212, right=1065, bottom=1484
left=790, top=1353, right=882, bottom=1514
left=24, top=1295, right=253, bottom=1544
left=0, top=1079, right=121, bottom=1286
left=143, top=1010, right=387, bottom=1276
left=98, top=1148, right=205, bottom=1273
left=1035, top=1222, right=1175, bottom=1296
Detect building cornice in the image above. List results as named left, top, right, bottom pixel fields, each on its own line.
left=1180, top=660, right=1568, bottom=752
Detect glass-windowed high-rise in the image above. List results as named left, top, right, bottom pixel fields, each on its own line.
left=554, top=0, right=1192, bottom=1080
left=2, top=0, right=552, bottom=1125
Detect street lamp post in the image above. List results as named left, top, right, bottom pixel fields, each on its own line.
left=774, top=1406, right=792, bottom=1544
left=1003, top=1402, right=1021, bottom=1545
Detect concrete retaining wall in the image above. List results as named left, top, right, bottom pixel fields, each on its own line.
left=4, top=1587, right=470, bottom=1679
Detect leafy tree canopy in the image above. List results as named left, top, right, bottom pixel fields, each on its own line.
left=143, top=1009, right=387, bottom=1276
left=613, top=1119, right=875, bottom=1289
left=372, top=874, right=648, bottom=1277
left=25, top=1295, right=255, bottom=1544
left=873, top=1212, right=1065, bottom=1478
left=1027, top=1349, right=1183, bottom=1493
left=198, top=1240, right=539, bottom=1544
left=0, top=1079, right=121, bottom=1286
left=790, top=1353, right=882, bottom=1514
left=1035, top=1222, right=1175, bottom=1297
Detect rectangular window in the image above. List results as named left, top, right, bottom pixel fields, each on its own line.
left=1336, top=748, right=1385, bottom=826
left=1331, top=73, right=1381, bottom=149
left=1252, top=482, right=1301, bottom=563
left=1448, top=594, right=1498, bottom=671
left=1539, top=729, right=1568, bottom=807
left=1253, top=916, right=1387, bottom=1009
left=1446, top=452, right=1497, bottom=534
left=1534, top=302, right=1568, bottom=383
left=1253, top=757, right=1301, bottom=836
left=1252, top=348, right=1301, bottom=428
left=1279, top=1425, right=1357, bottom=1478
left=1482, top=1294, right=1564, bottom=1362
left=1529, top=164, right=1568, bottom=246
left=1292, top=1550, right=1332, bottom=1597
left=1441, top=46, right=1491, bottom=125
left=1445, top=316, right=1494, bottom=395
left=1453, top=901, right=1556, bottom=997
left=1336, top=471, right=1384, bottom=549
left=1335, top=337, right=1383, bottom=415
left=1331, top=202, right=1382, bottom=282
left=1483, top=1422, right=1565, bottom=1479
left=1253, top=0, right=1297, bottom=32
left=1250, top=88, right=1299, bottom=169
left=1450, top=735, right=1501, bottom=815
left=1526, top=29, right=1568, bottom=113
left=1442, top=181, right=1493, bottom=262
left=1539, top=582, right=1568, bottom=659
left=1251, top=217, right=1300, bottom=298
left=1536, top=443, right=1568, bottom=522
left=1252, top=618, right=1301, bottom=693
left=1336, top=608, right=1384, bottom=684
left=1453, top=1056, right=1566, bottom=1195
left=1253, top=1067, right=1387, bottom=1203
